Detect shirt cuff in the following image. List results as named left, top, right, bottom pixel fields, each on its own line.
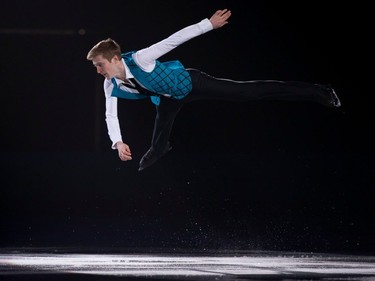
left=111, top=139, right=122, bottom=150
left=198, top=18, right=214, bottom=33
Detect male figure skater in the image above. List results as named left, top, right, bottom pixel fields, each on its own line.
left=86, top=9, right=341, bottom=172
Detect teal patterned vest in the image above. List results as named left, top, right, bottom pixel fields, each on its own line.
left=110, top=78, right=161, bottom=105
left=111, top=52, right=192, bottom=105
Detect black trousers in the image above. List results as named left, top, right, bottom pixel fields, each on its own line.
left=149, top=69, right=329, bottom=152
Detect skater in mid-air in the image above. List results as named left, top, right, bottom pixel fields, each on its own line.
left=86, top=8, right=341, bottom=171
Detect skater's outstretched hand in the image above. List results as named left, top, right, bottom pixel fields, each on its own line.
left=210, top=9, right=231, bottom=29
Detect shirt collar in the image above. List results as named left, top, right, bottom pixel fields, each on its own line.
left=123, top=58, right=134, bottom=80
left=109, top=58, right=134, bottom=86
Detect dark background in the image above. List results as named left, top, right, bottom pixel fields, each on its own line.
left=1, top=1, right=374, bottom=255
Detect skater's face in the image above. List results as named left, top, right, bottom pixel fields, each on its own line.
left=92, top=54, right=121, bottom=80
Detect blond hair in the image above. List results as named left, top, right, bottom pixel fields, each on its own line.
left=86, top=38, right=122, bottom=61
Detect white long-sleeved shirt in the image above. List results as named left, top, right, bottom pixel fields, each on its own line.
left=104, top=18, right=213, bottom=149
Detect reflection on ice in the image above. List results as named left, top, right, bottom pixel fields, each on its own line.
left=1, top=250, right=375, bottom=280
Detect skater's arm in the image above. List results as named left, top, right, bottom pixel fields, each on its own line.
left=104, top=80, right=132, bottom=161
left=135, top=9, right=232, bottom=72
